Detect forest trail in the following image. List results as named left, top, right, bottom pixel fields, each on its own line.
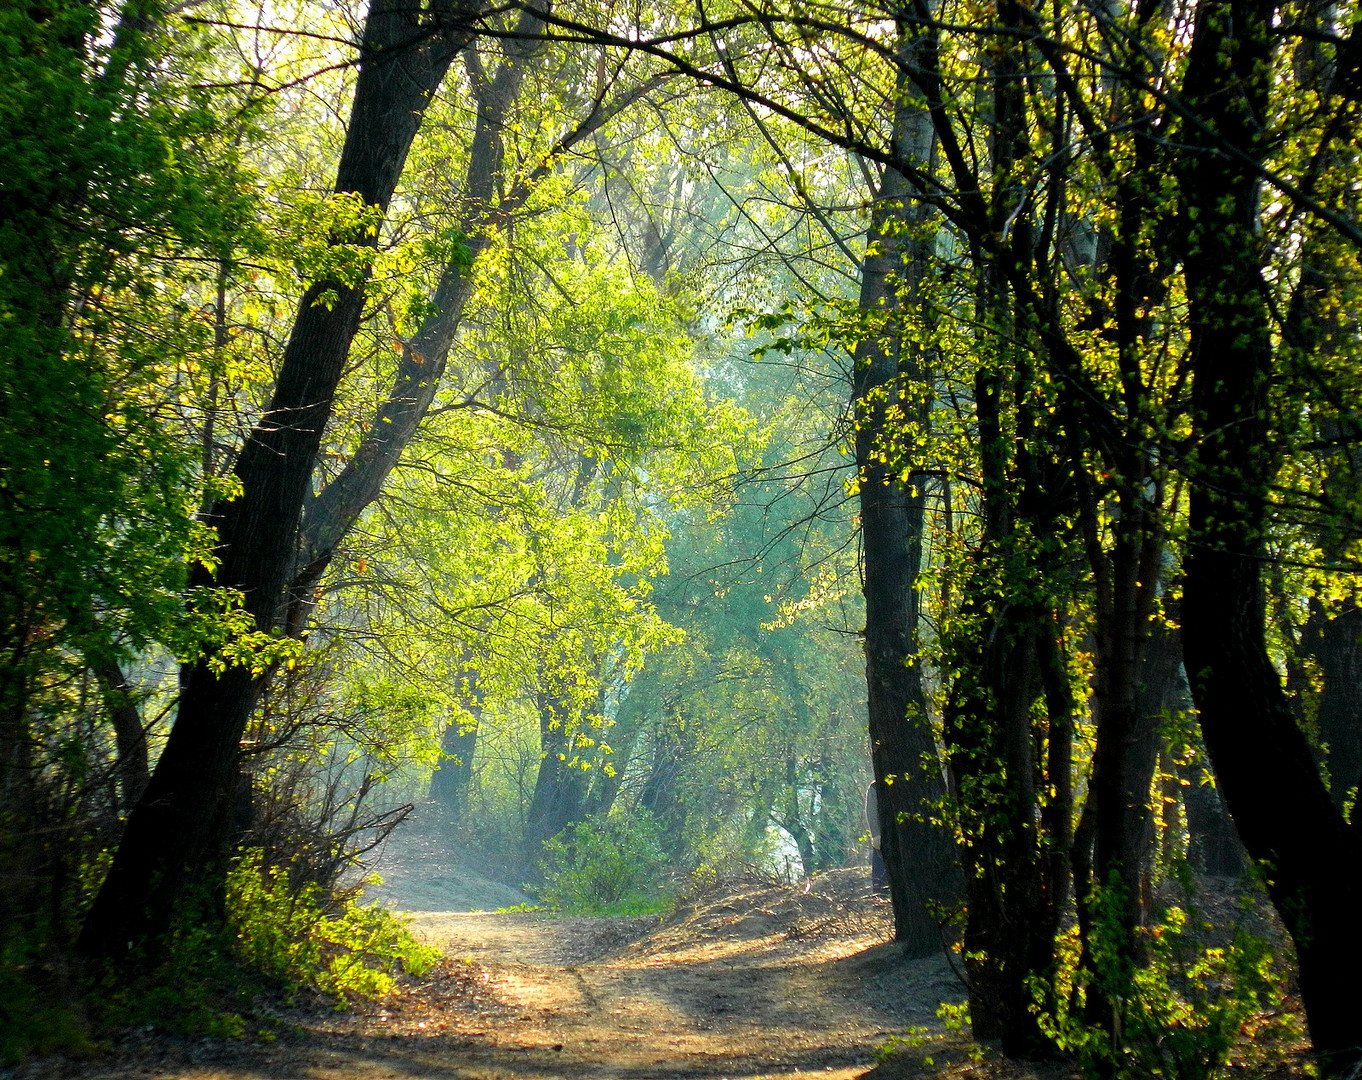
left=386, top=886, right=959, bottom=1080
left=23, top=872, right=979, bottom=1080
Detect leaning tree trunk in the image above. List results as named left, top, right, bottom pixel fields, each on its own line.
left=1177, top=1, right=1362, bottom=1067
left=287, top=4, right=653, bottom=627
left=90, top=658, right=150, bottom=812
left=77, top=0, right=474, bottom=962
left=1310, top=600, right=1362, bottom=809
left=289, top=5, right=544, bottom=623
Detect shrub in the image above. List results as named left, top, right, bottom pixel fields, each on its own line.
left=0, top=947, right=91, bottom=1066
left=537, top=810, right=671, bottom=915
left=1039, top=880, right=1292, bottom=1080
left=227, top=848, right=437, bottom=1006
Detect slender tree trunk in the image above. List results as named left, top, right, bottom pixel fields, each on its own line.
left=638, top=712, right=690, bottom=859
left=938, top=3, right=1076, bottom=1051
left=581, top=707, right=641, bottom=819
left=90, top=659, right=150, bottom=812
left=289, top=10, right=537, bottom=628
left=1181, top=761, right=1245, bottom=878
left=289, top=6, right=655, bottom=627
left=1177, top=2, right=1362, bottom=1067
left=1311, top=603, right=1362, bottom=810
left=77, top=1, right=474, bottom=962
left=1126, top=615, right=1183, bottom=920
left=779, top=755, right=816, bottom=878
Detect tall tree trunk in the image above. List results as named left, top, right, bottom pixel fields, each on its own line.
left=288, top=6, right=653, bottom=628
left=77, top=0, right=475, bottom=962
left=779, top=755, right=815, bottom=879
left=1177, top=1, right=1362, bottom=1067
left=290, top=7, right=544, bottom=624
left=1181, top=758, right=1245, bottom=878
left=580, top=706, right=642, bottom=819
left=938, top=2, right=1077, bottom=1052
left=854, top=16, right=959, bottom=956
left=1127, top=615, right=1183, bottom=922
left=1311, top=602, right=1362, bottom=810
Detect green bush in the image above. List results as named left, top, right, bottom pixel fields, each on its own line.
left=537, top=810, right=671, bottom=915
left=227, top=848, right=438, bottom=1006
left=1040, top=880, right=1292, bottom=1080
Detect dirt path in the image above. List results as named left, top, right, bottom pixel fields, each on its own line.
left=382, top=902, right=960, bottom=1079
left=22, top=875, right=967, bottom=1080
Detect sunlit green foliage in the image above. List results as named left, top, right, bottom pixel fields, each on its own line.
left=1040, top=881, right=1295, bottom=1080
left=228, top=849, right=438, bottom=1007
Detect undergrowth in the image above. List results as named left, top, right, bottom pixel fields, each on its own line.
left=0, top=847, right=438, bottom=1065
left=1038, top=877, right=1301, bottom=1080
left=227, top=848, right=438, bottom=1006
left=536, top=810, right=674, bottom=916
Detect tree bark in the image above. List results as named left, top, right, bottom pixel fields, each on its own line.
left=429, top=717, right=478, bottom=821
left=853, top=15, right=959, bottom=956
left=1311, top=603, right=1362, bottom=811
left=1177, top=1, right=1362, bottom=1067
left=77, top=0, right=475, bottom=962
left=290, top=7, right=544, bottom=622
left=937, top=3, right=1075, bottom=1052
left=637, top=712, right=690, bottom=860
left=288, top=6, right=653, bottom=628
left=522, top=695, right=592, bottom=860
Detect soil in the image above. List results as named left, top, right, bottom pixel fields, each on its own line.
left=9, top=815, right=1092, bottom=1080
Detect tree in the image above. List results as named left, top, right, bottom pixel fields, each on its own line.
left=1, top=0, right=259, bottom=950
left=79, top=0, right=479, bottom=961
left=1176, top=0, right=1362, bottom=1064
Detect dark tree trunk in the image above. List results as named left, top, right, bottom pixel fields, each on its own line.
left=853, top=18, right=959, bottom=956
left=288, top=5, right=648, bottom=628
left=288, top=10, right=540, bottom=629
left=946, top=603, right=1068, bottom=1055
left=937, top=3, right=1077, bottom=1051
left=1177, top=2, right=1362, bottom=1067
left=77, top=0, right=474, bottom=963
left=580, top=707, right=641, bottom=819
left=429, top=717, right=478, bottom=822
left=522, top=696, right=591, bottom=859
left=779, top=756, right=815, bottom=879
left=1311, top=604, right=1362, bottom=811
left=1126, top=615, right=1183, bottom=923
left=1181, top=758, right=1245, bottom=878
left=91, top=659, right=150, bottom=812
left=946, top=357, right=1072, bottom=1055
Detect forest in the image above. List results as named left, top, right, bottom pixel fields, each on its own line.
left=2, top=0, right=1361, bottom=1076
